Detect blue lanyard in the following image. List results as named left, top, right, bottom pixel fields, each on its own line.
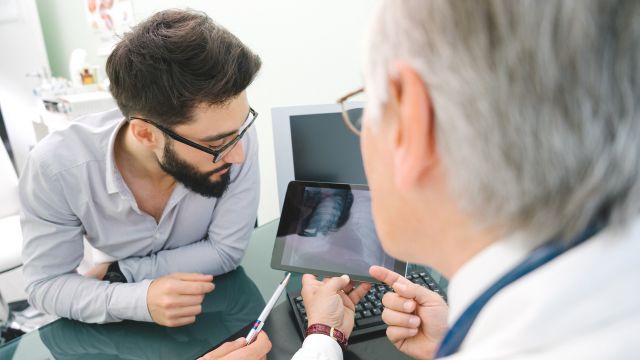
left=435, top=223, right=602, bottom=358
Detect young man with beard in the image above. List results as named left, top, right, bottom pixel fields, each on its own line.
left=19, top=9, right=262, bottom=329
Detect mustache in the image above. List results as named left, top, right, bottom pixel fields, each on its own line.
left=207, top=163, right=232, bottom=176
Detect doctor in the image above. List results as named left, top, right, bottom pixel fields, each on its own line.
left=295, top=0, right=640, bottom=358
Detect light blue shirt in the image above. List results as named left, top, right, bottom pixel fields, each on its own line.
left=19, top=109, right=260, bottom=323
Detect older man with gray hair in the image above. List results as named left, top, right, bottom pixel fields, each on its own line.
left=201, top=0, right=640, bottom=359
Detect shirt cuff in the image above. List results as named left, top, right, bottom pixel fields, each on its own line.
left=108, top=279, right=153, bottom=322
left=301, top=334, right=343, bottom=359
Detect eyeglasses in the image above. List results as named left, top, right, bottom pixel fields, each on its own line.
left=337, top=87, right=364, bottom=136
left=130, top=107, right=258, bottom=163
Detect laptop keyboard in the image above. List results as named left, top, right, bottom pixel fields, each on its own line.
left=290, top=270, right=447, bottom=339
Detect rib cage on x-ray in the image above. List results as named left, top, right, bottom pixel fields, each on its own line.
left=299, top=188, right=353, bottom=237
left=282, top=189, right=394, bottom=276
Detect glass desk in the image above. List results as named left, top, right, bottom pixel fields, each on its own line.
left=0, top=220, right=436, bottom=359
left=0, top=267, right=264, bottom=359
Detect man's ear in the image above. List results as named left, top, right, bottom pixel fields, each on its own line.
left=128, top=119, right=163, bottom=150
left=389, top=62, right=436, bottom=191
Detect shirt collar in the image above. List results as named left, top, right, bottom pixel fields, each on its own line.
left=446, top=230, right=545, bottom=325
left=105, top=117, right=129, bottom=195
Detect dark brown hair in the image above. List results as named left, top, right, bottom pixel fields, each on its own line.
left=106, top=9, right=261, bottom=127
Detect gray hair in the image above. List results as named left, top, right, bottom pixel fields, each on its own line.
left=364, top=0, right=640, bottom=240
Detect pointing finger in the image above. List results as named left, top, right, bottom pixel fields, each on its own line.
left=392, top=281, right=442, bottom=307
left=369, top=266, right=411, bottom=287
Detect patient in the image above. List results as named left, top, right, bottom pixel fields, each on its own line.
left=20, top=9, right=262, bottom=329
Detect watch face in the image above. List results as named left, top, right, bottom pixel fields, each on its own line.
left=105, top=272, right=126, bottom=283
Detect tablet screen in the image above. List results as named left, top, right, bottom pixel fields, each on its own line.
left=271, top=181, right=406, bottom=282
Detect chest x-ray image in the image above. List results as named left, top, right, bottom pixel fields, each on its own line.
left=277, top=184, right=396, bottom=278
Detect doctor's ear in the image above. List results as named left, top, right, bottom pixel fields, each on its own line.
left=388, top=62, right=437, bottom=191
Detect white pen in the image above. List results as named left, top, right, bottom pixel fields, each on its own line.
left=245, top=272, right=291, bottom=345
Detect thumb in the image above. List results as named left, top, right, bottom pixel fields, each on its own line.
left=224, top=337, right=246, bottom=352
left=200, top=337, right=245, bottom=359
left=321, top=275, right=351, bottom=294
left=246, top=331, right=272, bottom=355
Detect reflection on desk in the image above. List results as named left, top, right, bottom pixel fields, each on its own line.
left=0, top=267, right=264, bottom=360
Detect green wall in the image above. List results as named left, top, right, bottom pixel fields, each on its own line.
left=36, top=0, right=104, bottom=80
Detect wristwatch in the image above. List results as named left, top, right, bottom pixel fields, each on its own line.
left=306, top=323, right=348, bottom=351
left=103, top=262, right=128, bottom=283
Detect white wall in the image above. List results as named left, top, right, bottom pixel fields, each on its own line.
left=0, top=0, right=49, bottom=172
left=131, top=0, right=378, bottom=224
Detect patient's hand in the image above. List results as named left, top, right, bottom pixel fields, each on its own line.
left=85, top=262, right=110, bottom=280
left=197, top=332, right=271, bottom=360
left=147, top=272, right=215, bottom=327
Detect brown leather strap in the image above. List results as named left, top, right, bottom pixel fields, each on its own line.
left=305, top=323, right=348, bottom=351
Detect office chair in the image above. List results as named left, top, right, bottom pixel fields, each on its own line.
left=0, top=142, right=22, bottom=275
left=0, top=142, right=22, bottom=338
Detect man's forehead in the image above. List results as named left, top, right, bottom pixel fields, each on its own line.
left=194, top=96, right=248, bottom=122
left=177, top=95, right=249, bottom=134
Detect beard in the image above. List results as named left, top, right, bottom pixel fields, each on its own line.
left=158, top=140, right=232, bottom=198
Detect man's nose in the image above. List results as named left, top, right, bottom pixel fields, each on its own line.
left=222, top=142, right=245, bottom=164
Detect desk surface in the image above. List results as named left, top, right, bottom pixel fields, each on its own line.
left=0, top=220, right=435, bottom=359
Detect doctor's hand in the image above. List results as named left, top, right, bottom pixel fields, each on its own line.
left=370, top=266, right=448, bottom=360
left=301, top=274, right=372, bottom=339
left=197, top=332, right=272, bottom=360
left=147, top=272, right=215, bottom=327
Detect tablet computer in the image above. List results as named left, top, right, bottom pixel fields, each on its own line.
left=271, top=181, right=407, bottom=283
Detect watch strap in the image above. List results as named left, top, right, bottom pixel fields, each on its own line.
left=104, top=261, right=128, bottom=283
left=306, top=323, right=348, bottom=351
